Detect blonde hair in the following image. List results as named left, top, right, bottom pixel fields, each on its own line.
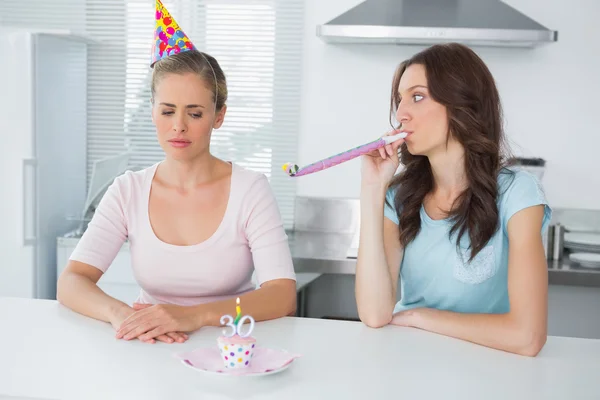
left=151, top=50, right=227, bottom=111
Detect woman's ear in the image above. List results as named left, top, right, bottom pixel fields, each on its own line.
left=213, top=104, right=227, bottom=129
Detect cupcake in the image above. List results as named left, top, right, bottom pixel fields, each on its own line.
left=217, top=334, right=256, bottom=369
left=218, top=297, right=257, bottom=369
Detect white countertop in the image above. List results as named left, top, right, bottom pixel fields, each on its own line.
left=1, top=297, right=599, bottom=400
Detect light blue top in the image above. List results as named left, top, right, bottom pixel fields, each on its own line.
left=384, top=168, right=552, bottom=315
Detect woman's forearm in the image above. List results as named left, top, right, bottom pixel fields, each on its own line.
left=193, top=279, right=297, bottom=329
left=396, top=308, right=547, bottom=357
left=56, top=271, right=128, bottom=324
left=355, top=185, right=395, bottom=326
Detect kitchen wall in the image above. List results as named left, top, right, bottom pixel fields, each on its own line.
left=295, top=0, right=600, bottom=210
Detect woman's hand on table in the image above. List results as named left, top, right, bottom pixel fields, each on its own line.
left=115, top=303, right=199, bottom=343
left=110, top=303, right=189, bottom=344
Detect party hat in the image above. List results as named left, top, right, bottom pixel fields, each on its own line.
left=151, top=0, right=197, bottom=67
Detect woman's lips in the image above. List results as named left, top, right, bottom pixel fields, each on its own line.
left=168, top=139, right=191, bottom=148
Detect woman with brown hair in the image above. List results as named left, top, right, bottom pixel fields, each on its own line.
left=355, top=43, right=551, bottom=357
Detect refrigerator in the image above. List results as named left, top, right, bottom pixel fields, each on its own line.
left=0, top=28, right=92, bottom=299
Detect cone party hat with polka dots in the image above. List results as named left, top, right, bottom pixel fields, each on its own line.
left=151, top=0, right=197, bottom=67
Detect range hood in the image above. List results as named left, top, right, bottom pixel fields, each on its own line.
left=317, top=0, right=558, bottom=48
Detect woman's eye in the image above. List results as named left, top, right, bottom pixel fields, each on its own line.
left=414, top=94, right=424, bottom=102
left=190, top=113, right=202, bottom=119
left=161, top=111, right=174, bottom=115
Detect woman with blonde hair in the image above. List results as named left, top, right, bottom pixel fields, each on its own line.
left=57, top=1, right=296, bottom=344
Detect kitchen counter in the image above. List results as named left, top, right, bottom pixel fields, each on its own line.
left=58, top=230, right=600, bottom=288
left=287, top=231, right=600, bottom=288
left=2, top=296, right=599, bottom=399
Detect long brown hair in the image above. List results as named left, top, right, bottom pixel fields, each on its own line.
left=388, top=43, right=512, bottom=261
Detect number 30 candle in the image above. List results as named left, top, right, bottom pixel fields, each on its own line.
left=220, top=297, right=255, bottom=338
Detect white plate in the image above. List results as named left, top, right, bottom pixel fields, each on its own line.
left=564, top=232, right=600, bottom=247
left=176, top=346, right=300, bottom=378
left=569, top=252, right=600, bottom=269
left=564, top=244, right=600, bottom=252
left=180, top=358, right=294, bottom=377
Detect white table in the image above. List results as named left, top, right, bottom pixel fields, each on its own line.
left=1, top=297, right=598, bottom=400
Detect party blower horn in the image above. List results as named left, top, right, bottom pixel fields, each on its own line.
left=282, top=131, right=408, bottom=177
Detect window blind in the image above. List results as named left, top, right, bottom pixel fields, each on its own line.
left=0, top=0, right=303, bottom=228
